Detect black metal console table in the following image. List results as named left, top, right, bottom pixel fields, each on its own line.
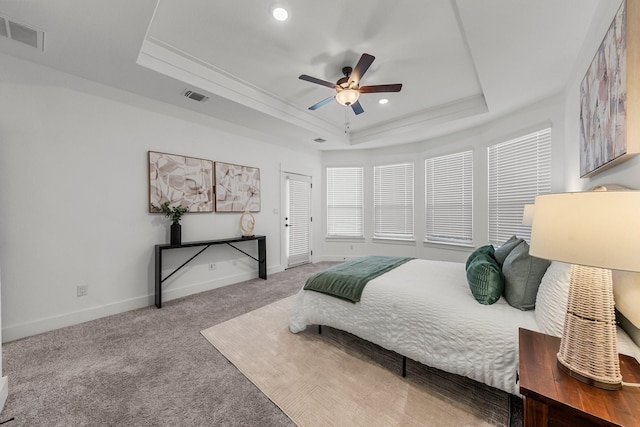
left=154, top=235, right=266, bottom=308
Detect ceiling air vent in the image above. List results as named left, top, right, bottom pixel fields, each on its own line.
left=0, top=14, right=44, bottom=51
left=183, top=90, right=209, bottom=103
left=314, top=138, right=326, bottom=143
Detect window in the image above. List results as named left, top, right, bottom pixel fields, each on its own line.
left=326, top=167, right=364, bottom=238
left=488, top=128, right=551, bottom=245
left=373, top=162, right=414, bottom=240
left=425, top=151, right=473, bottom=245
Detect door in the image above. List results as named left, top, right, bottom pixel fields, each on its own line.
left=283, top=172, right=312, bottom=268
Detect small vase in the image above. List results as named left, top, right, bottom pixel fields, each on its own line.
left=170, top=223, right=182, bottom=245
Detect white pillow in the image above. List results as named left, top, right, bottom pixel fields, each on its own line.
left=535, top=261, right=572, bottom=337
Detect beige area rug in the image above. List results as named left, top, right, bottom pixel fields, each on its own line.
left=201, top=296, right=509, bottom=427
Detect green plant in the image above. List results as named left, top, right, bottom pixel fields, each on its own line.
left=151, top=202, right=189, bottom=224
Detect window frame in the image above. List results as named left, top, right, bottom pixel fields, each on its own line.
left=424, top=150, right=474, bottom=247
left=325, top=166, right=364, bottom=239
left=487, top=127, right=552, bottom=245
left=373, top=162, right=415, bottom=241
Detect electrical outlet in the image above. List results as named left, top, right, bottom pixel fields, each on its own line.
left=208, top=263, right=216, bottom=271
left=77, top=284, right=88, bottom=297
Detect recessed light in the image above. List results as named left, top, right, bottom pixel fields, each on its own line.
left=379, top=99, right=389, bottom=105
left=272, top=7, right=289, bottom=21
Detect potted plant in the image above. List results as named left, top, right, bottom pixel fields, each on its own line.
left=152, top=202, right=189, bottom=245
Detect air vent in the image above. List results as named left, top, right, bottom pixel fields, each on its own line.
left=0, top=14, right=44, bottom=51
left=183, top=90, right=209, bottom=102
left=313, top=138, right=326, bottom=143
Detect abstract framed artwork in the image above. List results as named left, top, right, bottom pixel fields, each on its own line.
left=214, top=161, right=261, bottom=212
left=579, top=0, right=640, bottom=177
left=148, top=151, right=214, bottom=212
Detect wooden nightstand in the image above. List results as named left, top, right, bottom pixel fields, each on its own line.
left=519, top=328, right=640, bottom=427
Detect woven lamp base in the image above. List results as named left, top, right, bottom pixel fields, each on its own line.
left=557, top=265, right=622, bottom=390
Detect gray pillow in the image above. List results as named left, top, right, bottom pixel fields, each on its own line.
left=465, top=244, right=495, bottom=270
left=466, top=253, right=504, bottom=305
left=494, top=235, right=523, bottom=267
left=502, top=240, right=550, bottom=310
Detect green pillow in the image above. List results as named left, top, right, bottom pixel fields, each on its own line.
left=465, top=244, right=496, bottom=270
left=494, top=235, right=523, bottom=267
left=466, top=253, right=505, bottom=305
left=502, top=240, right=551, bottom=310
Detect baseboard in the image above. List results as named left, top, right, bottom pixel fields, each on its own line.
left=0, top=377, right=7, bottom=413
left=161, top=269, right=266, bottom=302
left=2, top=265, right=283, bottom=342
left=269, top=265, right=285, bottom=274
left=315, top=255, right=355, bottom=262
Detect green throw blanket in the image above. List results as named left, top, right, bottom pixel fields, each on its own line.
left=303, top=256, right=414, bottom=303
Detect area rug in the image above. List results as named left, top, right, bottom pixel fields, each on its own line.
left=201, top=296, right=509, bottom=427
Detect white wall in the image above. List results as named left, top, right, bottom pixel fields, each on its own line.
left=0, top=53, right=322, bottom=341
left=320, top=94, right=566, bottom=263
left=319, top=1, right=640, bottom=264
left=0, top=267, right=7, bottom=411
left=3, top=1, right=638, bottom=343
left=563, top=0, right=640, bottom=191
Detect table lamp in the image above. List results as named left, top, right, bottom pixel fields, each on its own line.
left=529, top=191, right=640, bottom=390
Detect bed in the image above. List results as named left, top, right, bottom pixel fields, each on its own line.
left=289, top=256, right=640, bottom=395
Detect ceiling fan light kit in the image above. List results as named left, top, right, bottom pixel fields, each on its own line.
left=336, top=88, right=359, bottom=106
left=299, top=53, right=402, bottom=116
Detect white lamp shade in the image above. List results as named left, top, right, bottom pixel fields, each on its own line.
left=522, top=204, right=535, bottom=226
left=530, top=191, right=640, bottom=272
left=336, top=89, right=359, bottom=106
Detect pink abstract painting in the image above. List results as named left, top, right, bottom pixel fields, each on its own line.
left=579, top=1, right=627, bottom=177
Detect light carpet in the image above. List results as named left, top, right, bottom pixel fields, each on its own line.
left=201, top=296, right=509, bottom=427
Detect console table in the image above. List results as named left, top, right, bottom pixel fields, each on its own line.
left=154, top=235, right=266, bottom=308
left=519, top=328, right=640, bottom=426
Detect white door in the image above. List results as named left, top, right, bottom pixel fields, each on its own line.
left=283, top=173, right=312, bottom=268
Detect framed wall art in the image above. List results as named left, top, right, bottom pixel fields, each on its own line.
left=579, top=0, right=640, bottom=177
left=214, top=161, right=261, bottom=212
left=148, top=151, right=214, bottom=212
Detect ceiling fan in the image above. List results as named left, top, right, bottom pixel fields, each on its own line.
left=299, top=53, right=402, bottom=115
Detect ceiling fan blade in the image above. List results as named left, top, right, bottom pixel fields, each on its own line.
left=358, top=84, right=403, bottom=93
left=349, top=53, right=375, bottom=85
left=351, top=100, right=364, bottom=115
left=308, top=95, right=335, bottom=110
left=299, top=74, right=338, bottom=89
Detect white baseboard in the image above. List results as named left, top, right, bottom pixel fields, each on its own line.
left=0, top=377, right=7, bottom=413
left=2, top=265, right=282, bottom=342
left=269, top=265, right=285, bottom=274
left=314, top=255, right=354, bottom=262
left=160, top=264, right=283, bottom=301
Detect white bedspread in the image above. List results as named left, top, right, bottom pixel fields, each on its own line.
left=289, top=258, right=540, bottom=395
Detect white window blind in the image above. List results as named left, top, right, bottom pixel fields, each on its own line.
left=326, top=167, right=364, bottom=238
left=425, top=150, right=473, bottom=245
left=488, top=128, right=551, bottom=245
left=373, top=162, right=414, bottom=240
